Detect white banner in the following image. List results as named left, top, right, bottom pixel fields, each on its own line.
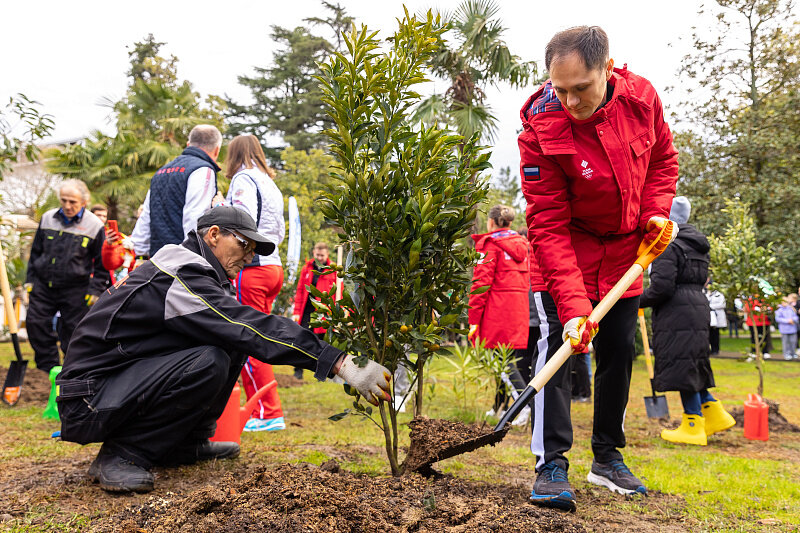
left=286, top=196, right=301, bottom=283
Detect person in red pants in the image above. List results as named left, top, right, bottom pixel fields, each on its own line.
left=222, top=135, right=286, bottom=432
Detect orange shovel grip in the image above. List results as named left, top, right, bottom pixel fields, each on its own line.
left=635, top=221, right=676, bottom=269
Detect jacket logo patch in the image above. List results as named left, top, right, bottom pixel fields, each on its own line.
left=523, top=166, right=540, bottom=181
left=580, top=160, right=594, bottom=180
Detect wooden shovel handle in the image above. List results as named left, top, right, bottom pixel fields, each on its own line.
left=0, top=241, right=18, bottom=335
left=530, top=263, right=644, bottom=392
left=638, top=309, right=655, bottom=380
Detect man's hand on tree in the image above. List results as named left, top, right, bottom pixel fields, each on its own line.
left=334, top=354, right=391, bottom=406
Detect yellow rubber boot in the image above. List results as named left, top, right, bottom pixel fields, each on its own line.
left=661, top=414, right=707, bottom=445
left=702, top=400, right=736, bottom=435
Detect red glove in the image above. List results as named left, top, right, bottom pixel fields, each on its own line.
left=563, top=316, right=599, bottom=354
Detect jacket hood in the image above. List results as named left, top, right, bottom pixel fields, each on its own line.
left=472, top=230, right=528, bottom=262
left=676, top=223, right=710, bottom=254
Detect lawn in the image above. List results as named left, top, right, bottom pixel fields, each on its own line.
left=0, top=338, right=798, bottom=531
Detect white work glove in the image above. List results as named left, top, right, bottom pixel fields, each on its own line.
left=644, top=216, right=678, bottom=245
left=121, top=236, right=135, bottom=251
left=335, top=354, right=392, bottom=406
left=562, top=316, right=599, bottom=354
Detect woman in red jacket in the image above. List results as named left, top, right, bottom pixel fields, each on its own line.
left=468, top=205, right=530, bottom=416
left=519, top=26, right=678, bottom=510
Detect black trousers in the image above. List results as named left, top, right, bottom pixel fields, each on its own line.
left=709, top=327, right=720, bottom=354
left=531, top=292, right=638, bottom=471
left=26, top=283, right=90, bottom=372
left=571, top=353, right=591, bottom=398
left=748, top=324, right=774, bottom=354
left=58, top=346, right=243, bottom=468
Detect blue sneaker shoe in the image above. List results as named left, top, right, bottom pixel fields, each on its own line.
left=244, top=417, right=286, bottom=432
left=587, top=459, right=647, bottom=495
left=529, top=461, right=576, bottom=512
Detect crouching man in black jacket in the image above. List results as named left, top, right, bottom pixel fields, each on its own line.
left=57, top=206, right=391, bottom=493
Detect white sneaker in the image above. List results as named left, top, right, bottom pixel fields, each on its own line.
left=485, top=408, right=496, bottom=417
left=764, top=353, right=771, bottom=360
left=512, top=405, right=531, bottom=427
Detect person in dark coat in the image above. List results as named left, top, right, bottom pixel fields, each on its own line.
left=640, top=196, right=735, bottom=445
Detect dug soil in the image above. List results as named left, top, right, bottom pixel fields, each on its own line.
left=94, top=461, right=583, bottom=533
left=729, top=398, right=800, bottom=433
left=403, top=416, right=507, bottom=474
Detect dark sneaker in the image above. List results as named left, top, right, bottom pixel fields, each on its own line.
left=293, top=368, right=304, bottom=380
left=529, top=462, right=576, bottom=511
left=587, top=459, right=647, bottom=495
left=88, top=452, right=154, bottom=493
left=167, top=439, right=240, bottom=466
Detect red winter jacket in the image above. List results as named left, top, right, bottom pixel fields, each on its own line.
left=518, top=66, right=678, bottom=324
left=294, top=258, right=337, bottom=334
left=468, top=229, right=530, bottom=349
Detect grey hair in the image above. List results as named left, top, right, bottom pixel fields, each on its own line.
left=545, top=26, right=609, bottom=72
left=488, top=204, right=515, bottom=228
left=196, top=226, right=211, bottom=238
left=59, top=179, right=90, bottom=203
left=188, top=125, right=222, bottom=152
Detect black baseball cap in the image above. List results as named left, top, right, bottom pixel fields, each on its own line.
left=196, top=206, right=276, bottom=256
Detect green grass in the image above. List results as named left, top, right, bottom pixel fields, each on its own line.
left=1, top=341, right=799, bottom=531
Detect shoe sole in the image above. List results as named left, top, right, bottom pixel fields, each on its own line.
left=587, top=472, right=646, bottom=496
left=529, top=491, right=576, bottom=512
left=98, top=479, right=154, bottom=493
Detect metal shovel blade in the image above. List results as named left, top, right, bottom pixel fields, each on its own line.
left=644, top=394, right=669, bottom=419
left=2, top=358, right=28, bottom=406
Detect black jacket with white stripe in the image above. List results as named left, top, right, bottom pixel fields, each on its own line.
left=60, top=231, right=342, bottom=384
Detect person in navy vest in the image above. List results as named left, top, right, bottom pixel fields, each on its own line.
left=131, top=125, right=222, bottom=258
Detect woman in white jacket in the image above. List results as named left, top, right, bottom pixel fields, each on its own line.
left=223, top=135, right=286, bottom=431
left=706, top=284, right=727, bottom=356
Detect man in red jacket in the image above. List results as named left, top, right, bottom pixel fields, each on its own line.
left=292, top=242, right=338, bottom=379
left=519, top=26, right=678, bottom=511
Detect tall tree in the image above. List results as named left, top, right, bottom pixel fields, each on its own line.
left=225, top=2, right=352, bottom=161
left=674, top=0, right=800, bottom=287
left=46, top=36, right=225, bottom=228
left=413, top=0, right=536, bottom=142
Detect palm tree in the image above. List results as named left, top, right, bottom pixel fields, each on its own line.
left=414, top=0, right=536, bottom=142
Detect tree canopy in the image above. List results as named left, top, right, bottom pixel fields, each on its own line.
left=46, top=35, right=225, bottom=228
left=674, top=0, right=800, bottom=289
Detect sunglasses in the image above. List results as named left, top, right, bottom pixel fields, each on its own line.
left=222, top=229, right=256, bottom=254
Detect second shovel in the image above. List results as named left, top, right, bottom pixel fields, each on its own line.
left=638, top=309, right=669, bottom=419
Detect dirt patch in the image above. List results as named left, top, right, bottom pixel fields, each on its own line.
left=16, top=366, right=51, bottom=405
left=93, top=462, right=586, bottom=533
left=402, top=416, right=508, bottom=474
left=274, top=373, right=306, bottom=388
left=729, top=398, right=800, bottom=433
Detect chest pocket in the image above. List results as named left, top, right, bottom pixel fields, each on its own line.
left=630, top=128, right=655, bottom=158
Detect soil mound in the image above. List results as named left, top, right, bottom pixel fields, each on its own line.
left=94, top=462, right=584, bottom=533
left=403, top=416, right=508, bottom=474
left=729, top=398, right=800, bottom=433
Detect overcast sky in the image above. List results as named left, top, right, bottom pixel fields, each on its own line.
left=1, top=0, right=703, bottom=175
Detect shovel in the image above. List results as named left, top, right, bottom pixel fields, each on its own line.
left=407, top=222, right=677, bottom=470
left=0, top=240, right=28, bottom=406
left=638, top=309, right=669, bottom=419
